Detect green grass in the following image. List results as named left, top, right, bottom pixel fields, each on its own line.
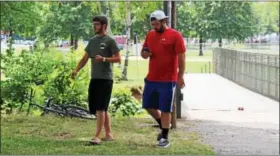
left=115, top=59, right=212, bottom=88
left=120, top=49, right=213, bottom=57
left=186, top=50, right=213, bottom=57
left=1, top=115, right=215, bottom=155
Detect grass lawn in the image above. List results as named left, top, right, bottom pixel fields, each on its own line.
left=115, top=59, right=212, bottom=89
left=120, top=49, right=213, bottom=57
left=1, top=115, right=215, bottom=155
left=186, top=50, right=213, bottom=57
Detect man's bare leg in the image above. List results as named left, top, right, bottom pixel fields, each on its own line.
left=104, top=112, right=113, bottom=139
left=146, top=108, right=162, bottom=129
left=146, top=108, right=161, bottom=119
left=93, top=110, right=105, bottom=142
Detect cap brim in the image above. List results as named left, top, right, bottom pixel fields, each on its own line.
left=156, top=16, right=169, bottom=20
left=150, top=16, right=169, bottom=20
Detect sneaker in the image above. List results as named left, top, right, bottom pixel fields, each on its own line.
left=157, top=138, right=170, bottom=148
left=157, top=133, right=162, bottom=141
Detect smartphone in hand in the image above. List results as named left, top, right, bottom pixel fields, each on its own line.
left=143, top=47, right=150, bottom=53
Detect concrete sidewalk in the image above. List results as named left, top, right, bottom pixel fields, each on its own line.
left=180, top=73, right=279, bottom=155
left=181, top=73, right=279, bottom=129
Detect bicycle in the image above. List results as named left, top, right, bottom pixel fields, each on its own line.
left=58, top=103, right=96, bottom=120
left=26, top=97, right=96, bottom=120
left=26, top=97, right=66, bottom=117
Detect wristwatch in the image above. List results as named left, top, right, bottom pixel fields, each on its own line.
left=103, top=57, right=106, bottom=62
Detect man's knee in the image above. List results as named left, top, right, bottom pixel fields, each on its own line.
left=96, top=110, right=105, bottom=115
left=146, top=108, right=159, bottom=113
left=161, top=111, right=171, bottom=116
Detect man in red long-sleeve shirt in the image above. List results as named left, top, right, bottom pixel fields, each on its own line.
left=141, top=10, right=186, bottom=148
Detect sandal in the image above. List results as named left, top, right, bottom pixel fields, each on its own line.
left=89, top=138, right=102, bottom=145
left=101, top=137, right=114, bottom=141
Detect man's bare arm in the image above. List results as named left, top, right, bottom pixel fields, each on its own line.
left=105, top=52, right=121, bottom=63
left=74, top=53, right=89, bottom=72
left=178, top=53, right=185, bottom=77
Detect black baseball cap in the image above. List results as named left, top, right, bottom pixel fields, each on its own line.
left=92, top=15, right=108, bottom=25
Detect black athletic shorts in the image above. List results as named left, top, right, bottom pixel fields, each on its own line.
left=88, top=79, right=113, bottom=115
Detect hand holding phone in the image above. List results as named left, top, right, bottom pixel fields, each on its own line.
left=142, top=47, right=152, bottom=59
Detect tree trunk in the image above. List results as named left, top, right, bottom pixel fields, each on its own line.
left=171, top=1, right=176, bottom=29
left=105, top=2, right=112, bottom=36
left=74, top=38, right=78, bottom=50
left=100, top=1, right=106, bottom=14
left=121, top=0, right=131, bottom=81
left=199, top=36, right=203, bottom=56
left=9, top=29, right=13, bottom=38
left=8, top=30, right=13, bottom=54
left=70, top=34, right=74, bottom=51
left=73, top=1, right=79, bottom=50
left=19, top=93, right=26, bottom=112
left=218, top=38, right=222, bottom=47
left=163, top=1, right=168, bottom=15
left=167, top=1, right=172, bottom=27
left=5, top=29, right=14, bottom=56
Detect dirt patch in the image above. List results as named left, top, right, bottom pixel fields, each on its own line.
left=54, top=132, right=72, bottom=139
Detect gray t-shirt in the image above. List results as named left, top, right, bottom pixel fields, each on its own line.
left=85, top=35, right=120, bottom=80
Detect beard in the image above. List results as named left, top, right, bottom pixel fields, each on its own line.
left=155, top=23, right=165, bottom=33
left=94, top=30, right=101, bottom=34
left=155, top=27, right=164, bottom=33
left=94, top=28, right=102, bottom=34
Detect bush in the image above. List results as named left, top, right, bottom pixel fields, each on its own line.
left=109, top=87, right=143, bottom=117
left=1, top=49, right=57, bottom=113
left=42, top=49, right=89, bottom=107
left=1, top=43, right=125, bottom=115
left=1, top=47, right=90, bottom=114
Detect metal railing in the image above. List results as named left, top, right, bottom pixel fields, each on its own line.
left=200, top=61, right=212, bottom=73
left=213, top=48, right=279, bottom=101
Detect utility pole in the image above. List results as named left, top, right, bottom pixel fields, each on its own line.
left=171, top=1, right=182, bottom=120
left=164, top=1, right=182, bottom=129
left=164, top=0, right=176, bottom=129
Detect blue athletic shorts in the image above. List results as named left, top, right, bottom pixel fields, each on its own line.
left=142, top=78, right=177, bottom=112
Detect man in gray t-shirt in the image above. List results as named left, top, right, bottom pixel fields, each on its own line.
left=71, top=15, right=121, bottom=145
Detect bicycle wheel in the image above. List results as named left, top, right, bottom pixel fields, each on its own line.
left=41, top=106, right=67, bottom=117
left=63, top=105, right=96, bottom=120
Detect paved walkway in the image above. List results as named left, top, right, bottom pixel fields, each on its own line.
left=180, top=73, right=279, bottom=155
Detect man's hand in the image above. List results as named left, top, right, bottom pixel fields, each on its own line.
left=71, top=69, right=78, bottom=80
left=177, top=75, right=185, bottom=88
left=141, top=51, right=152, bottom=59
left=71, top=53, right=89, bottom=80
left=95, top=55, right=103, bottom=62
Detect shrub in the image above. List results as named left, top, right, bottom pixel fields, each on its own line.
left=1, top=49, right=57, bottom=113
left=1, top=48, right=90, bottom=114
left=42, top=49, right=89, bottom=107
left=1, top=44, right=126, bottom=114
left=109, top=87, right=143, bottom=117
